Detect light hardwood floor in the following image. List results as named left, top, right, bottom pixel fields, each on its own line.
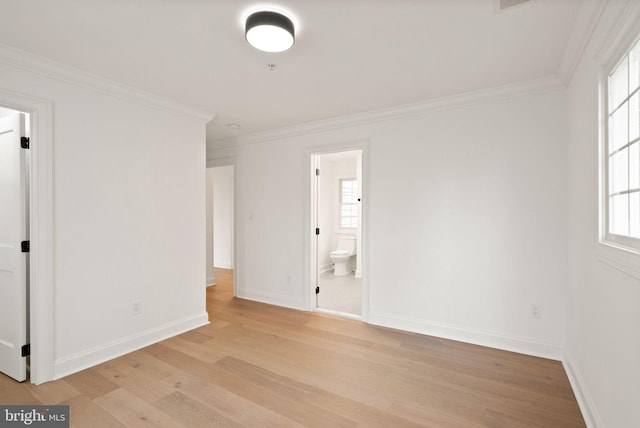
left=1, top=268, right=585, bottom=427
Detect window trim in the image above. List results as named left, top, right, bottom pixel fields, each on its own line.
left=603, top=65, right=640, bottom=246
left=596, top=10, right=640, bottom=278
left=339, top=177, right=357, bottom=229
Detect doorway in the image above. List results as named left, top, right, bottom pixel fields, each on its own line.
left=0, top=107, right=30, bottom=382
left=311, top=149, right=364, bottom=319
left=0, top=90, right=53, bottom=385
left=212, top=166, right=234, bottom=271
left=206, top=162, right=236, bottom=293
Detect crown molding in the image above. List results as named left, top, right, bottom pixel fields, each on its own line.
left=558, top=0, right=608, bottom=87
left=213, top=75, right=564, bottom=148
left=0, top=43, right=214, bottom=123
left=594, top=0, right=640, bottom=66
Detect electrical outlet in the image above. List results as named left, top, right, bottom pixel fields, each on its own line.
left=132, top=300, right=143, bottom=316
left=530, top=304, right=542, bottom=319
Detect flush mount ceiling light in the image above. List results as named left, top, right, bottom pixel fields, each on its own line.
left=245, top=11, right=295, bottom=52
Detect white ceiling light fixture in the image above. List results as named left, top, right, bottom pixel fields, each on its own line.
left=245, top=10, right=295, bottom=53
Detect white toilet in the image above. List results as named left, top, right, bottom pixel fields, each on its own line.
left=330, top=236, right=356, bottom=276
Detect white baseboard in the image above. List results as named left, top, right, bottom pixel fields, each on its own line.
left=206, top=275, right=216, bottom=287
left=320, top=264, right=333, bottom=273
left=53, top=312, right=209, bottom=379
left=368, top=312, right=563, bottom=361
left=236, top=289, right=306, bottom=311
left=563, top=355, right=603, bottom=428
left=214, top=260, right=232, bottom=269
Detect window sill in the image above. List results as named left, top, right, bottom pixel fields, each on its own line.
left=597, top=240, right=640, bottom=279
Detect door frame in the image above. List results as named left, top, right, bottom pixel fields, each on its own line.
left=304, top=139, right=370, bottom=322
left=206, top=157, right=238, bottom=297
left=0, top=88, right=54, bottom=384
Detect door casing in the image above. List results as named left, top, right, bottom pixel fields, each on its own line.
left=304, top=139, right=370, bottom=322
left=0, top=89, right=54, bottom=384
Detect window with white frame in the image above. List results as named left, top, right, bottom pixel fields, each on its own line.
left=604, top=38, right=640, bottom=250
left=339, top=178, right=357, bottom=229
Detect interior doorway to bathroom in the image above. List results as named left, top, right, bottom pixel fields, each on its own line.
left=311, top=149, right=363, bottom=319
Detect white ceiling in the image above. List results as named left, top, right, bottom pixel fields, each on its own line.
left=0, top=0, right=585, bottom=143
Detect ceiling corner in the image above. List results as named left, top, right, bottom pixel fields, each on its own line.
left=557, top=0, right=608, bottom=86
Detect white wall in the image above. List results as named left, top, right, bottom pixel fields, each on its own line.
left=213, top=165, right=234, bottom=268
left=0, top=52, right=209, bottom=379
left=318, top=155, right=357, bottom=272
left=209, top=86, right=568, bottom=359
left=206, top=168, right=215, bottom=285
left=565, top=1, right=640, bottom=427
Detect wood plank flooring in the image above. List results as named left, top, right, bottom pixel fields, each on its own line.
left=1, top=268, right=586, bottom=427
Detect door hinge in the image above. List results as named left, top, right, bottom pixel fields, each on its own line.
left=315, top=228, right=320, bottom=235
left=315, top=168, right=320, bottom=176
left=21, top=344, right=30, bottom=357
left=21, top=240, right=30, bottom=253
left=315, top=286, right=320, bottom=295
left=20, top=136, right=30, bottom=149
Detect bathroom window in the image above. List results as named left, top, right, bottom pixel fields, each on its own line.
left=340, top=178, right=358, bottom=229
left=602, top=37, right=640, bottom=252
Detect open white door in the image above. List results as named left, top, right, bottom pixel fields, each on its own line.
left=0, top=112, right=28, bottom=382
